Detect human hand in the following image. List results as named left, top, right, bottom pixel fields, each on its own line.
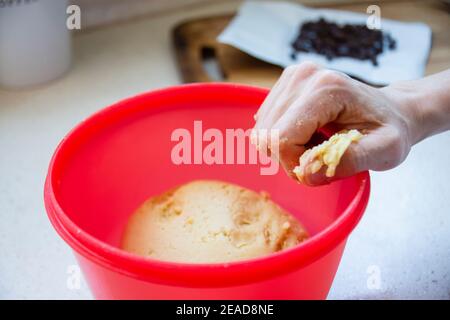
left=253, top=61, right=422, bottom=185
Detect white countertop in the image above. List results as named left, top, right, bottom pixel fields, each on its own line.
left=0, top=2, right=449, bottom=300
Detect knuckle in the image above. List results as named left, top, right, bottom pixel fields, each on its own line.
left=277, top=130, right=289, bottom=149
left=381, top=128, right=409, bottom=168
left=346, top=143, right=367, bottom=174
left=283, top=65, right=300, bottom=77
left=297, top=61, right=320, bottom=74
left=284, top=61, right=320, bottom=78
left=316, top=70, right=348, bottom=87
left=276, top=130, right=292, bottom=155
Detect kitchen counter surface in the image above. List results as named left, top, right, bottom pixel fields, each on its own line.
left=0, top=1, right=449, bottom=299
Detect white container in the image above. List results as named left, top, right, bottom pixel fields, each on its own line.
left=0, top=0, right=71, bottom=89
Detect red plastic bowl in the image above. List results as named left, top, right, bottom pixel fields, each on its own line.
left=44, top=83, right=370, bottom=299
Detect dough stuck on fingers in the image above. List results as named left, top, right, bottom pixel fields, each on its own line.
left=293, top=129, right=363, bottom=183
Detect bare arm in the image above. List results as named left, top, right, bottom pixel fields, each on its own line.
left=254, top=63, right=450, bottom=185
left=382, top=69, right=450, bottom=145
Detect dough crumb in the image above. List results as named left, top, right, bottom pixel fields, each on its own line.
left=293, top=129, right=363, bottom=182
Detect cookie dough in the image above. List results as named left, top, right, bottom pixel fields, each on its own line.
left=294, top=129, right=363, bottom=183
left=121, top=180, right=308, bottom=263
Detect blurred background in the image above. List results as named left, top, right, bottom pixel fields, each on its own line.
left=0, top=0, right=449, bottom=299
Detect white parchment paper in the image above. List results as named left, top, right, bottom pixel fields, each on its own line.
left=218, top=1, right=432, bottom=85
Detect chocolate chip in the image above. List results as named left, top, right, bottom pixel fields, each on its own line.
left=290, top=18, right=397, bottom=66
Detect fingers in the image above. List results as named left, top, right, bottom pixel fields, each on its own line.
left=259, top=88, right=345, bottom=179
left=273, top=89, right=344, bottom=146
left=255, top=61, right=321, bottom=128
left=253, top=63, right=354, bottom=183
left=256, top=66, right=350, bottom=139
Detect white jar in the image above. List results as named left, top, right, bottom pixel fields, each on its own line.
left=0, top=0, right=72, bottom=89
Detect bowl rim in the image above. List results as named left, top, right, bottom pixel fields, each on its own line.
left=44, top=82, right=370, bottom=288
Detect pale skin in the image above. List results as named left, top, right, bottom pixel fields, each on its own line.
left=254, top=62, right=450, bottom=185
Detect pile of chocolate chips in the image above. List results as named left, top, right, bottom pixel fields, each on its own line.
left=291, top=18, right=396, bottom=66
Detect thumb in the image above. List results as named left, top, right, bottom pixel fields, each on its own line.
left=301, top=142, right=367, bottom=185
left=301, top=128, right=405, bottom=185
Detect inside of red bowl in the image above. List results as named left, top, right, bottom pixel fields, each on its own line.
left=51, top=85, right=362, bottom=255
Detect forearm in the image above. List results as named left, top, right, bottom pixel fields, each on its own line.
left=382, top=69, right=450, bottom=145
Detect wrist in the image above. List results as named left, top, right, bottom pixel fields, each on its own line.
left=381, top=83, right=425, bottom=146
left=382, top=70, right=450, bottom=145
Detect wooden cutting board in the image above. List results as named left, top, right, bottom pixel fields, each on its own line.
left=172, top=0, right=450, bottom=87
left=173, top=15, right=282, bottom=88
